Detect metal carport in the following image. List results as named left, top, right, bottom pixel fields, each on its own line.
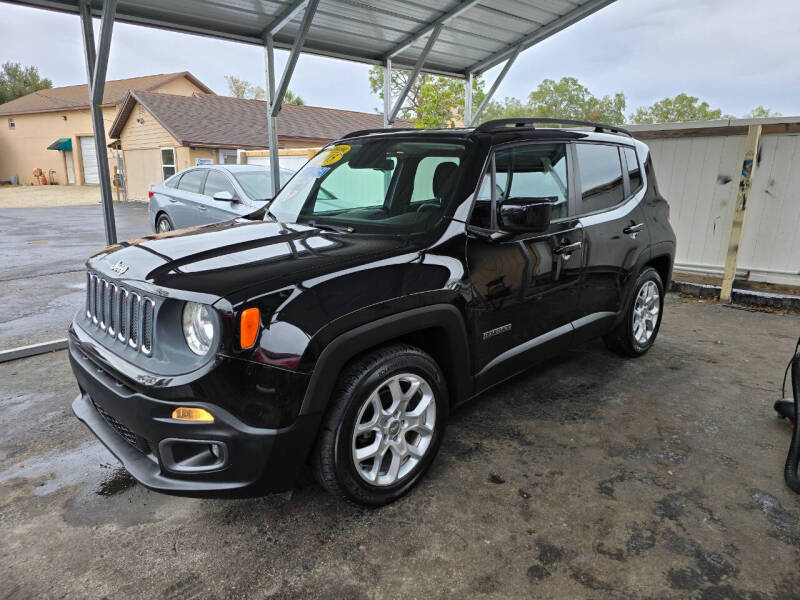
left=2, top=0, right=617, bottom=245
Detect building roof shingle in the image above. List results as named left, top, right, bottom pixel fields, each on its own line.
left=0, top=72, right=213, bottom=116
left=110, top=91, right=410, bottom=148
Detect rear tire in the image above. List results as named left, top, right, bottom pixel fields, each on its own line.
left=313, top=344, right=448, bottom=507
left=156, top=213, right=173, bottom=233
left=603, top=267, right=664, bottom=357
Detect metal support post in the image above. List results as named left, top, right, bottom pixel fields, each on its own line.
left=264, top=34, right=281, bottom=196
left=387, top=23, right=442, bottom=125
left=468, top=44, right=522, bottom=127
left=383, top=58, right=392, bottom=128
left=80, top=0, right=118, bottom=245
left=464, top=71, right=473, bottom=127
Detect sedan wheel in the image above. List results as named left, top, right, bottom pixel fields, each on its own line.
left=156, top=215, right=173, bottom=233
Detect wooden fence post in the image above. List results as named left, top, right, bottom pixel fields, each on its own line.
left=720, top=124, right=761, bottom=303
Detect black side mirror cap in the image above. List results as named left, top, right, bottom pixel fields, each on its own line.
left=498, top=196, right=556, bottom=233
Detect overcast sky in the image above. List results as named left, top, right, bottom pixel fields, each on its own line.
left=1, top=0, right=797, bottom=118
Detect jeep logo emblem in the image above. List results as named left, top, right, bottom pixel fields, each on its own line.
left=110, top=260, right=128, bottom=275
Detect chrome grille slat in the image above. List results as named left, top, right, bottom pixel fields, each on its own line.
left=84, top=270, right=155, bottom=358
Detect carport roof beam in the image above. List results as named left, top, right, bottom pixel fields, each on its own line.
left=261, top=0, right=307, bottom=38
left=2, top=1, right=618, bottom=80
left=384, top=0, right=482, bottom=60
left=386, top=23, right=442, bottom=125
left=270, top=0, right=319, bottom=118
left=467, top=0, right=616, bottom=75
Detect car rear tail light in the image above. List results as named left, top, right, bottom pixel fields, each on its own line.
left=148, top=190, right=154, bottom=198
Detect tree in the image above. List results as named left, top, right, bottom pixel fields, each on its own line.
left=480, top=77, right=626, bottom=124
left=368, top=66, right=485, bottom=128
left=746, top=105, right=781, bottom=119
left=225, top=75, right=304, bottom=105
left=0, top=62, right=52, bottom=105
left=630, top=93, right=727, bottom=124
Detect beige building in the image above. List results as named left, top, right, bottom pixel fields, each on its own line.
left=109, top=91, right=407, bottom=201
left=0, top=72, right=213, bottom=186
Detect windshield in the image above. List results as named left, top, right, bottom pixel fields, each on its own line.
left=268, top=139, right=466, bottom=233
left=233, top=170, right=293, bottom=200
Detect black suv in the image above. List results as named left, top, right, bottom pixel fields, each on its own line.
left=70, top=118, right=675, bottom=506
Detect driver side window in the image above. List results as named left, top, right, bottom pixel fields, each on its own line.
left=470, top=143, right=569, bottom=230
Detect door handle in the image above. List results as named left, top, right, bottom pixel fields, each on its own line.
left=554, top=240, right=582, bottom=257
left=623, top=223, right=644, bottom=238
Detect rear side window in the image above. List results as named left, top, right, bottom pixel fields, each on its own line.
left=576, top=144, right=624, bottom=214
left=204, top=171, right=236, bottom=197
left=178, top=170, right=206, bottom=194
left=624, top=147, right=643, bottom=195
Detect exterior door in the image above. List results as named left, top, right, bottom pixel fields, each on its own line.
left=64, top=150, right=75, bottom=184
left=202, top=170, right=246, bottom=222
left=572, top=142, right=650, bottom=342
left=172, top=169, right=210, bottom=226
left=79, top=136, right=99, bottom=184
left=466, top=142, right=584, bottom=385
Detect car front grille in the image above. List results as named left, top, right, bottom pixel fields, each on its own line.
left=85, top=272, right=155, bottom=356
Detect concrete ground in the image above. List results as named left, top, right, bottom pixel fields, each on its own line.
left=0, top=184, right=107, bottom=208
left=3, top=295, right=800, bottom=599
left=0, top=203, right=150, bottom=349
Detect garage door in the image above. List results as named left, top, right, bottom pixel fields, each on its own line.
left=79, top=136, right=99, bottom=184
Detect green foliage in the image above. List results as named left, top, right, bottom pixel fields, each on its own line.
left=0, top=62, right=52, bottom=105
left=368, top=66, right=484, bottom=128
left=481, top=77, right=626, bottom=124
left=225, top=75, right=303, bottom=105
left=630, top=93, right=727, bottom=124
left=745, top=105, right=781, bottom=118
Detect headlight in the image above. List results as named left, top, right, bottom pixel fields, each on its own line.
left=182, top=302, right=216, bottom=356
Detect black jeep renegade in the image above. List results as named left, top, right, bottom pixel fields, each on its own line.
left=70, top=118, right=675, bottom=506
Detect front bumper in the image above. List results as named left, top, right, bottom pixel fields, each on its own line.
left=69, top=335, right=320, bottom=496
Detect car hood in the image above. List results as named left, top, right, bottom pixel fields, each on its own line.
left=87, top=219, right=419, bottom=302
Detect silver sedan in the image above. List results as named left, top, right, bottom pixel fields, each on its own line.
left=148, top=165, right=294, bottom=233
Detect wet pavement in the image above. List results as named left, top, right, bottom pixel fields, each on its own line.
left=3, top=295, right=800, bottom=598
left=0, top=203, right=150, bottom=349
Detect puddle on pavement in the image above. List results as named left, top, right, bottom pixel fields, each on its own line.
left=0, top=441, right=126, bottom=496
left=96, top=467, right=136, bottom=496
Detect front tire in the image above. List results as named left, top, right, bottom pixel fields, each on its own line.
left=604, top=267, right=664, bottom=357
left=313, top=344, right=448, bottom=507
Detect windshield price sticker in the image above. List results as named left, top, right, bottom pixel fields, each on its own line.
left=314, top=144, right=351, bottom=167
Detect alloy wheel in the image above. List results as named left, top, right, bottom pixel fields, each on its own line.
left=351, top=372, right=436, bottom=487
left=157, top=217, right=172, bottom=233
left=632, top=280, right=660, bottom=345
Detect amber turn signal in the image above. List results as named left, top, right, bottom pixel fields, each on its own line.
left=171, top=407, right=214, bottom=422
left=240, top=307, right=261, bottom=349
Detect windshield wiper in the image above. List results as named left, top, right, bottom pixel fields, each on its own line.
left=305, top=220, right=354, bottom=234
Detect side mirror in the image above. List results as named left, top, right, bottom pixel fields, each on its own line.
left=212, top=190, right=235, bottom=202
left=498, top=196, right=555, bottom=233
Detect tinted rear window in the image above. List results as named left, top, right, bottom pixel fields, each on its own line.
left=624, top=147, right=643, bottom=195
left=178, top=170, right=206, bottom=194
left=576, top=144, right=624, bottom=214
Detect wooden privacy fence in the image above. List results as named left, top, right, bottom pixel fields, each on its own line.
left=630, top=117, right=800, bottom=288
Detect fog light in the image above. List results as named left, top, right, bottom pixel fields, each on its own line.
left=171, top=407, right=214, bottom=422
left=209, top=443, right=221, bottom=458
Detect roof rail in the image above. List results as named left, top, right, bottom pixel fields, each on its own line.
left=474, top=117, right=632, bottom=137
left=340, top=127, right=418, bottom=139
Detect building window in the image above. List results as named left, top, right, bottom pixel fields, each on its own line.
left=161, top=147, right=175, bottom=180
left=8, top=117, right=15, bottom=129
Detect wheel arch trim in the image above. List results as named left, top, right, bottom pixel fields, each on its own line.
left=298, top=304, right=472, bottom=417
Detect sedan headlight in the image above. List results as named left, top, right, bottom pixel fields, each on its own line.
left=182, top=302, right=216, bottom=356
